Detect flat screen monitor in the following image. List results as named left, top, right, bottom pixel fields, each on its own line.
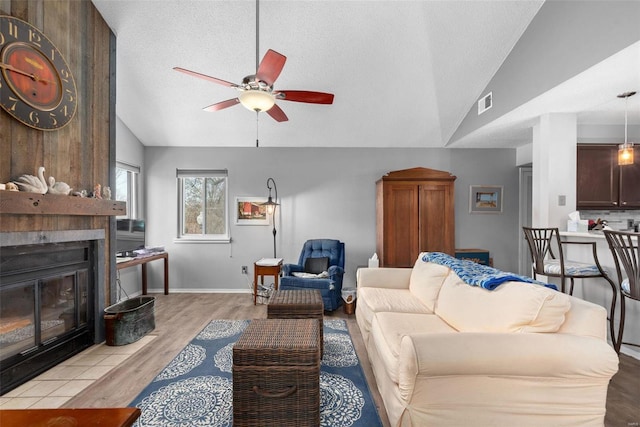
left=116, top=218, right=145, bottom=256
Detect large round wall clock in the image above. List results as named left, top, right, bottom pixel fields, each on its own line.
left=0, top=15, right=77, bottom=130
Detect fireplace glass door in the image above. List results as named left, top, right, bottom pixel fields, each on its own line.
left=0, top=241, right=94, bottom=394
left=0, top=271, right=88, bottom=362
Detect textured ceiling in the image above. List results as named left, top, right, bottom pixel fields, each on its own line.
left=92, top=0, right=638, bottom=149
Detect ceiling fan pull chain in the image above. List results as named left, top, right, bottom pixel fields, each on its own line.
left=256, top=111, right=260, bottom=147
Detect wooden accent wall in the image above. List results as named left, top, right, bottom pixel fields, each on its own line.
left=0, top=0, right=117, bottom=303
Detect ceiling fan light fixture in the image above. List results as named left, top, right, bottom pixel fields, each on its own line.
left=239, top=90, right=275, bottom=112
left=617, top=91, right=636, bottom=166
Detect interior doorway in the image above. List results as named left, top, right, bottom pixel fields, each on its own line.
left=518, top=166, right=533, bottom=276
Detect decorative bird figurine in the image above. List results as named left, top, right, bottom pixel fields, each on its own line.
left=47, top=176, right=72, bottom=195
left=13, top=166, right=48, bottom=194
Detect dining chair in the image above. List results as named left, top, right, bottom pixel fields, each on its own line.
left=522, top=227, right=617, bottom=343
left=603, top=229, right=640, bottom=354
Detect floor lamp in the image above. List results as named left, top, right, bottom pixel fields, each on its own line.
left=262, top=178, right=279, bottom=257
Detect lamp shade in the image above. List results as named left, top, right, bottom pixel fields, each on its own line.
left=239, top=90, right=275, bottom=112
left=262, top=195, right=279, bottom=215
left=618, top=143, right=634, bottom=165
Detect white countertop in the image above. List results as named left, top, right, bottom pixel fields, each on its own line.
left=560, top=230, right=638, bottom=240
left=560, top=231, right=606, bottom=239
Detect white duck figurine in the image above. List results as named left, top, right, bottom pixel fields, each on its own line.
left=13, top=166, right=48, bottom=194
left=48, top=176, right=72, bottom=195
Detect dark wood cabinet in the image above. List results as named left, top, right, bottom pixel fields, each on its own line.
left=577, top=144, right=640, bottom=210
left=376, top=167, right=456, bottom=267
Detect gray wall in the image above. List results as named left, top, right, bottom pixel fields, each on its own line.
left=115, top=118, right=146, bottom=299
left=140, top=146, right=519, bottom=293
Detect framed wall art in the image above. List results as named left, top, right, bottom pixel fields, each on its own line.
left=469, top=185, right=503, bottom=214
left=235, top=197, right=269, bottom=225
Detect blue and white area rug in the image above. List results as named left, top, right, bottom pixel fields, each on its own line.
left=130, top=319, right=383, bottom=427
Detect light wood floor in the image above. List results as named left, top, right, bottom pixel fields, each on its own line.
left=64, top=294, right=639, bottom=426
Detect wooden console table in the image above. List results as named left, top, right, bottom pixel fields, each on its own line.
left=253, top=258, right=283, bottom=305
left=0, top=407, right=141, bottom=427
left=117, top=252, right=169, bottom=295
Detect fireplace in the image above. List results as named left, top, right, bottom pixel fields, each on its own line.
left=0, top=230, right=106, bottom=395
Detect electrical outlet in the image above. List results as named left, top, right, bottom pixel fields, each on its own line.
left=241, top=266, right=248, bottom=275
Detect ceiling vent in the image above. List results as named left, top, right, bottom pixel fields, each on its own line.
left=478, top=92, right=492, bottom=115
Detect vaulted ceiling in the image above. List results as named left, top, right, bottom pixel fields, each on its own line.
left=91, top=0, right=639, bottom=149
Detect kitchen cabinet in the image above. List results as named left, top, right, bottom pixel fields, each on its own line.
left=376, top=167, right=456, bottom=267
left=577, top=144, right=640, bottom=210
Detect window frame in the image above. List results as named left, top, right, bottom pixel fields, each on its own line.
left=115, top=161, right=140, bottom=219
left=176, top=169, right=230, bottom=243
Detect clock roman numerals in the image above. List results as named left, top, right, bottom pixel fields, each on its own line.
left=7, top=20, right=18, bottom=39
left=28, top=29, right=42, bottom=47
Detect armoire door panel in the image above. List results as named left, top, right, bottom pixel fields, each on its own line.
left=385, top=184, right=419, bottom=267
left=419, top=185, right=454, bottom=255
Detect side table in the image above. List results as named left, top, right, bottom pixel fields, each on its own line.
left=253, top=258, right=283, bottom=305
left=116, top=252, right=169, bottom=295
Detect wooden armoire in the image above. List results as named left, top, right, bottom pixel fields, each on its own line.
left=376, top=167, right=456, bottom=267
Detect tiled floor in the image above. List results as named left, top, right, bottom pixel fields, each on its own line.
left=0, top=335, right=155, bottom=409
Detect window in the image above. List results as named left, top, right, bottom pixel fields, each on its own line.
left=115, top=162, right=140, bottom=219
left=177, top=169, right=229, bottom=242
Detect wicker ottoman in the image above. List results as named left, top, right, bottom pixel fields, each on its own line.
left=233, top=319, right=320, bottom=427
left=267, top=289, right=324, bottom=356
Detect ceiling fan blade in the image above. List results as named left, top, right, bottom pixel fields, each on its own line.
left=203, top=98, right=240, bottom=112
left=276, top=90, right=334, bottom=104
left=174, top=67, right=238, bottom=88
left=255, top=49, right=286, bottom=86
left=266, top=103, right=288, bottom=122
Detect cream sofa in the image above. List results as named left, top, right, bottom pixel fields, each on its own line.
left=356, top=253, right=619, bottom=427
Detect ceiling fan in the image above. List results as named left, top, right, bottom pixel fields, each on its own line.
left=174, top=49, right=334, bottom=122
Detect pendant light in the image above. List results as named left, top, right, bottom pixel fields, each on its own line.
left=617, top=91, right=636, bottom=166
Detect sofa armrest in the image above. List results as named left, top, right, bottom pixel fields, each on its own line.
left=356, top=267, right=412, bottom=289
left=398, top=332, right=619, bottom=401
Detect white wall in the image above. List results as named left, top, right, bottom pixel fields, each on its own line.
left=140, top=147, right=519, bottom=293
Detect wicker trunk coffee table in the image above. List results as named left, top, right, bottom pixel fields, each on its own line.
left=267, top=289, right=324, bottom=356
left=233, top=319, right=320, bottom=427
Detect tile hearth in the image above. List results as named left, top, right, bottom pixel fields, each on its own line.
left=0, top=335, right=155, bottom=409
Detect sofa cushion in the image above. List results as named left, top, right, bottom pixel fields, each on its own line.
left=371, top=312, right=456, bottom=384
left=357, top=287, right=433, bottom=342
left=359, top=287, right=433, bottom=315
left=408, top=254, right=451, bottom=312
left=435, top=274, right=571, bottom=333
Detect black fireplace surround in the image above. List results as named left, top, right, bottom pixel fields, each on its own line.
left=0, top=230, right=106, bottom=395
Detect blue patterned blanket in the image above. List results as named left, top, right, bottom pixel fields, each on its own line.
left=421, top=252, right=555, bottom=291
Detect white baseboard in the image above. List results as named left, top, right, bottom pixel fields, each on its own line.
left=145, top=288, right=252, bottom=294
left=620, top=345, right=640, bottom=361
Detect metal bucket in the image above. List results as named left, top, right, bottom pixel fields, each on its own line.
left=104, top=296, right=155, bottom=346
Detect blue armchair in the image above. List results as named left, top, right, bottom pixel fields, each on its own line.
left=280, top=239, right=345, bottom=311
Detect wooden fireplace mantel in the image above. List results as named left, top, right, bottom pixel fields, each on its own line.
left=0, top=191, right=125, bottom=216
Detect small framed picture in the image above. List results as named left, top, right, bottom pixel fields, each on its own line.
left=469, top=185, right=503, bottom=214
left=235, top=197, right=269, bottom=225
